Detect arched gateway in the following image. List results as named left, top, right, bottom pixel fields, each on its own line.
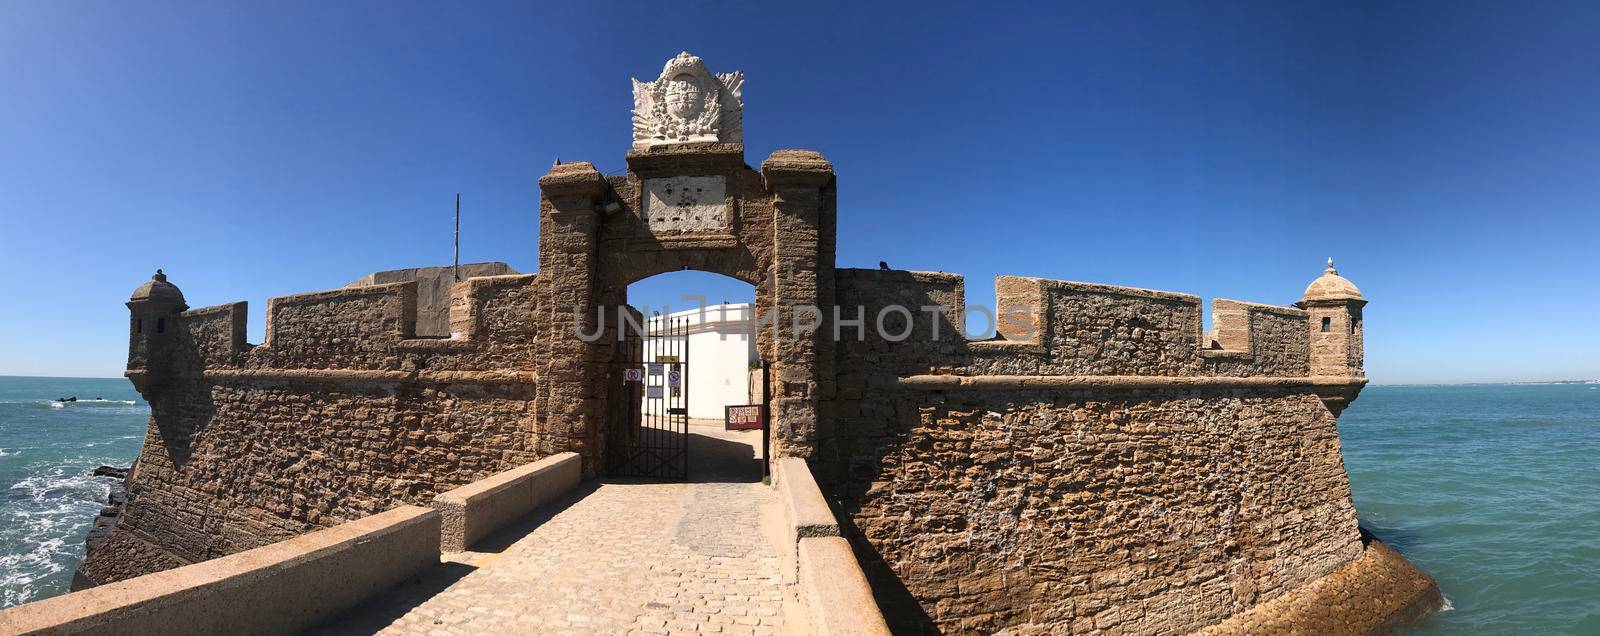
left=536, top=53, right=835, bottom=475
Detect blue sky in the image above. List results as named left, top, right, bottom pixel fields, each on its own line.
left=1, top=1, right=1596, bottom=383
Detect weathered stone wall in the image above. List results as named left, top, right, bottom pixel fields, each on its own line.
left=80, top=274, right=543, bottom=587
left=836, top=389, right=1362, bottom=634
left=822, top=268, right=1367, bottom=634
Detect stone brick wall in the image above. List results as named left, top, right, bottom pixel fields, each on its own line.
left=80, top=274, right=543, bottom=586
left=835, top=389, right=1362, bottom=634
left=822, top=268, right=1366, bottom=634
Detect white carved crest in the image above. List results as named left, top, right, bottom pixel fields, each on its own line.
left=632, top=52, right=744, bottom=149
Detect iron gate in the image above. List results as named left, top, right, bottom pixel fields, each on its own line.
left=605, top=314, right=690, bottom=479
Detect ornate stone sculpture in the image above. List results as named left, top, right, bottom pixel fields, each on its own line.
left=631, top=52, right=744, bottom=148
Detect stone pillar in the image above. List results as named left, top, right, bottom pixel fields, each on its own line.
left=537, top=162, right=610, bottom=476
left=761, top=150, right=835, bottom=459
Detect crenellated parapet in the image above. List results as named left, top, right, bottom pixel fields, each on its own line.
left=834, top=268, right=1349, bottom=382
left=126, top=272, right=542, bottom=392
left=90, top=269, right=549, bottom=589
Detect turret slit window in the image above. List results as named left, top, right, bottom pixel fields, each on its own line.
left=157, top=318, right=165, bottom=334
left=1351, top=318, right=1358, bottom=334
left=1321, top=317, right=1332, bottom=333
left=136, top=318, right=143, bottom=334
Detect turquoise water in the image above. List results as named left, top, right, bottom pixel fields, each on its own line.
left=0, top=377, right=1596, bottom=631
left=1342, top=384, right=1600, bottom=634
left=0, top=377, right=145, bottom=608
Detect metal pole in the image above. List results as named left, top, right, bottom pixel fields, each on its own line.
left=761, top=359, right=771, bottom=478
left=682, top=315, right=690, bottom=480
left=453, top=193, right=460, bottom=281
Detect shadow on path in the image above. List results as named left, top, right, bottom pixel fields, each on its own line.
left=307, top=562, right=477, bottom=635
left=311, top=425, right=771, bottom=634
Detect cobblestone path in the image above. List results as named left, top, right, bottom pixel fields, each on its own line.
left=317, top=424, right=787, bottom=635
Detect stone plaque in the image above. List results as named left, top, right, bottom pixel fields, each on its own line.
left=641, top=176, right=729, bottom=234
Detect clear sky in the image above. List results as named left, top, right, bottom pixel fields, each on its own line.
left=1, top=1, right=1596, bottom=384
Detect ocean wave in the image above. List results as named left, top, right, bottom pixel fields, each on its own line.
left=0, top=535, right=70, bottom=608
left=49, top=399, right=139, bottom=407
left=0, top=399, right=141, bottom=409
left=1, top=467, right=109, bottom=608
left=0, top=399, right=136, bottom=404
left=7, top=470, right=110, bottom=504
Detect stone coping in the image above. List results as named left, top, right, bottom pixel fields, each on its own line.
left=432, top=452, right=581, bottom=552
left=539, top=161, right=606, bottom=196
left=1196, top=538, right=1444, bottom=635
left=774, top=457, right=840, bottom=546
left=773, top=457, right=890, bottom=635
left=0, top=505, right=440, bottom=636
left=127, top=368, right=537, bottom=387
left=1012, top=276, right=1202, bottom=304
left=798, top=537, right=892, bottom=636
left=891, top=374, right=1369, bottom=391
left=1215, top=297, right=1312, bottom=318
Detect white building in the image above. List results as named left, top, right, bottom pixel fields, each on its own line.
left=640, top=303, right=759, bottom=419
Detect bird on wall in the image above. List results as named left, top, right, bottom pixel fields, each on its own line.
left=879, top=261, right=890, bottom=270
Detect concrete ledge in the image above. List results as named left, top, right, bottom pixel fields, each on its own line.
left=1196, top=538, right=1444, bottom=636
left=797, top=537, right=892, bottom=636
left=432, top=452, right=581, bottom=552
left=774, top=458, right=891, bottom=635
left=774, top=457, right=840, bottom=546
left=0, top=505, right=440, bottom=636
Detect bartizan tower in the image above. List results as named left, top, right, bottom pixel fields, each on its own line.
left=1299, top=258, right=1366, bottom=377
left=126, top=269, right=187, bottom=391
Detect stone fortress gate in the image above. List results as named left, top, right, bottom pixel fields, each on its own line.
left=537, top=51, right=838, bottom=474
left=82, top=52, right=1443, bottom=634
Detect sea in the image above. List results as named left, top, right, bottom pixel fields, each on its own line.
left=0, top=377, right=1596, bottom=632
left=0, top=376, right=145, bottom=608
left=1342, top=383, right=1600, bottom=634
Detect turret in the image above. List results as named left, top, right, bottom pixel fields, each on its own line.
left=126, top=269, right=187, bottom=382
left=1298, top=259, right=1365, bottom=377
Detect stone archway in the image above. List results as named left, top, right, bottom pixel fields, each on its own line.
left=535, top=143, right=834, bottom=477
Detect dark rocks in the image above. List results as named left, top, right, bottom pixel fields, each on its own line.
left=84, top=465, right=131, bottom=554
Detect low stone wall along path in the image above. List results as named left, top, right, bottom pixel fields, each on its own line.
left=316, top=422, right=787, bottom=635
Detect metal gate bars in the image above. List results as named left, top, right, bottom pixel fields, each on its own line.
left=605, top=313, right=690, bottom=479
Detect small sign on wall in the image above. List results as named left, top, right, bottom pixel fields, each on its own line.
left=624, top=368, right=643, bottom=382
left=725, top=404, right=765, bottom=431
